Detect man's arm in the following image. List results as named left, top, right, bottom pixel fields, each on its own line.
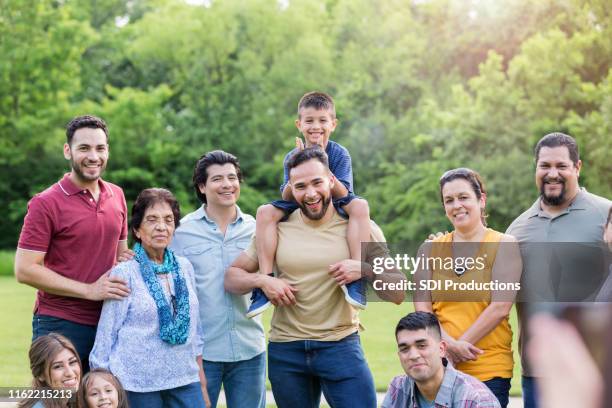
left=224, top=252, right=298, bottom=305
left=14, top=249, right=130, bottom=301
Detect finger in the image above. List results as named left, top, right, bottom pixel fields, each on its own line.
left=107, top=276, right=128, bottom=285
left=108, top=286, right=131, bottom=297
left=329, top=262, right=340, bottom=272
left=105, top=292, right=126, bottom=300
left=283, top=289, right=296, bottom=304
left=111, top=283, right=131, bottom=293
left=469, top=345, right=484, bottom=355
left=279, top=294, right=292, bottom=306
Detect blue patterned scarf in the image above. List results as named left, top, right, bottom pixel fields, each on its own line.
left=134, top=243, right=190, bottom=345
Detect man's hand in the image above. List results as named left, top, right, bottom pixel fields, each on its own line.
left=116, top=248, right=135, bottom=263
left=447, top=339, right=483, bottom=363
left=86, top=271, right=130, bottom=301
left=295, top=137, right=305, bottom=151
left=329, top=260, right=362, bottom=285
left=260, top=275, right=298, bottom=306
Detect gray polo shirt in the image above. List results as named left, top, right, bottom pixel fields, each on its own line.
left=506, top=188, right=610, bottom=376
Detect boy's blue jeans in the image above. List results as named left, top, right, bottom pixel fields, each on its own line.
left=268, top=332, right=376, bottom=408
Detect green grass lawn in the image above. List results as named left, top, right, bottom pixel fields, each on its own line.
left=0, top=247, right=521, bottom=395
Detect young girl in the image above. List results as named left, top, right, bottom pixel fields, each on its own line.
left=77, top=369, right=128, bottom=408
left=18, top=333, right=81, bottom=408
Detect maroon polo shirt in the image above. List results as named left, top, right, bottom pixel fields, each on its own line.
left=18, top=173, right=128, bottom=326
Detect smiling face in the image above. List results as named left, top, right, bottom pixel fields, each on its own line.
left=63, top=127, right=108, bottom=185
left=199, top=163, right=240, bottom=209
left=45, top=348, right=81, bottom=389
left=289, top=159, right=334, bottom=222
left=134, top=202, right=176, bottom=256
left=295, top=106, right=337, bottom=150
left=85, top=375, right=119, bottom=408
left=442, top=178, right=485, bottom=231
left=397, top=328, right=446, bottom=383
left=536, top=146, right=581, bottom=207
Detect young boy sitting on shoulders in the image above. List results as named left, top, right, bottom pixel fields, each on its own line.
left=247, top=91, right=371, bottom=317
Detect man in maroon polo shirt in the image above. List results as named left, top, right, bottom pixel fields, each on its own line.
left=15, top=115, right=130, bottom=372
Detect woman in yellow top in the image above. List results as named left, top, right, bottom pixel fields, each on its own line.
left=414, top=168, right=521, bottom=408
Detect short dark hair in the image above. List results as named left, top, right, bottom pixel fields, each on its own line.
left=286, top=147, right=329, bottom=179
left=66, top=115, right=109, bottom=145
left=130, top=188, right=181, bottom=243
left=297, top=91, right=336, bottom=119
left=535, top=132, right=580, bottom=165
left=395, top=311, right=442, bottom=340
left=607, top=206, right=612, bottom=226
left=439, top=167, right=488, bottom=226
left=192, top=150, right=242, bottom=204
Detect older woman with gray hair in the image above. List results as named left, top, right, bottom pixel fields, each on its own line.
left=90, top=188, right=210, bottom=408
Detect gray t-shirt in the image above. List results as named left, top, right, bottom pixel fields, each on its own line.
left=506, top=188, right=610, bottom=376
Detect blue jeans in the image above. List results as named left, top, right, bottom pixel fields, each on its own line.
left=203, top=352, right=266, bottom=408
left=483, top=377, right=511, bottom=408
left=522, top=376, right=539, bottom=408
left=32, top=314, right=97, bottom=373
left=127, top=382, right=204, bottom=408
left=268, top=332, right=376, bottom=408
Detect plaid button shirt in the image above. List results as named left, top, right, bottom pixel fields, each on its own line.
left=382, top=361, right=501, bottom=408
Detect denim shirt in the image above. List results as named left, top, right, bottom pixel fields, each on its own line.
left=170, top=205, right=265, bottom=362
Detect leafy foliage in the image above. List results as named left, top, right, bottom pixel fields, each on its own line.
left=1, top=0, right=610, bottom=249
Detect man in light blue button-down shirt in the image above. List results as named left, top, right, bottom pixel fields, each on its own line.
left=171, top=150, right=266, bottom=408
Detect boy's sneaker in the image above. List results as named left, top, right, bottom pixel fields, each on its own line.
left=341, top=279, right=367, bottom=309
left=246, top=288, right=271, bottom=318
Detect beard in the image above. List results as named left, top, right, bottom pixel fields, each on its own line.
left=299, top=194, right=332, bottom=221
left=540, top=176, right=566, bottom=206
left=71, top=159, right=105, bottom=183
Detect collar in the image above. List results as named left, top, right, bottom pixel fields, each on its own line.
left=527, top=187, right=588, bottom=219
left=199, top=205, right=244, bottom=225
left=410, top=359, right=455, bottom=408
left=57, top=173, right=111, bottom=197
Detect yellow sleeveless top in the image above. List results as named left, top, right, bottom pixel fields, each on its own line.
left=430, top=228, right=513, bottom=381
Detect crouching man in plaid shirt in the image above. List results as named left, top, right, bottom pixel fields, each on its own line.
left=383, top=312, right=501, bottom=408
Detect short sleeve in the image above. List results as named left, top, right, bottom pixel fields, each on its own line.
left=328, top=144, right=354, bottom=193
left=17, top=195, right=54, bottom=252
left=118, top=190, right=128, bottom=241
left=244, top=234, right=258, bottom=263
left=364, top=222, right=390, bottom=263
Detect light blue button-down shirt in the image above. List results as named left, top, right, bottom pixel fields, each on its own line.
left=170, top=205, right=265, bottom=362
